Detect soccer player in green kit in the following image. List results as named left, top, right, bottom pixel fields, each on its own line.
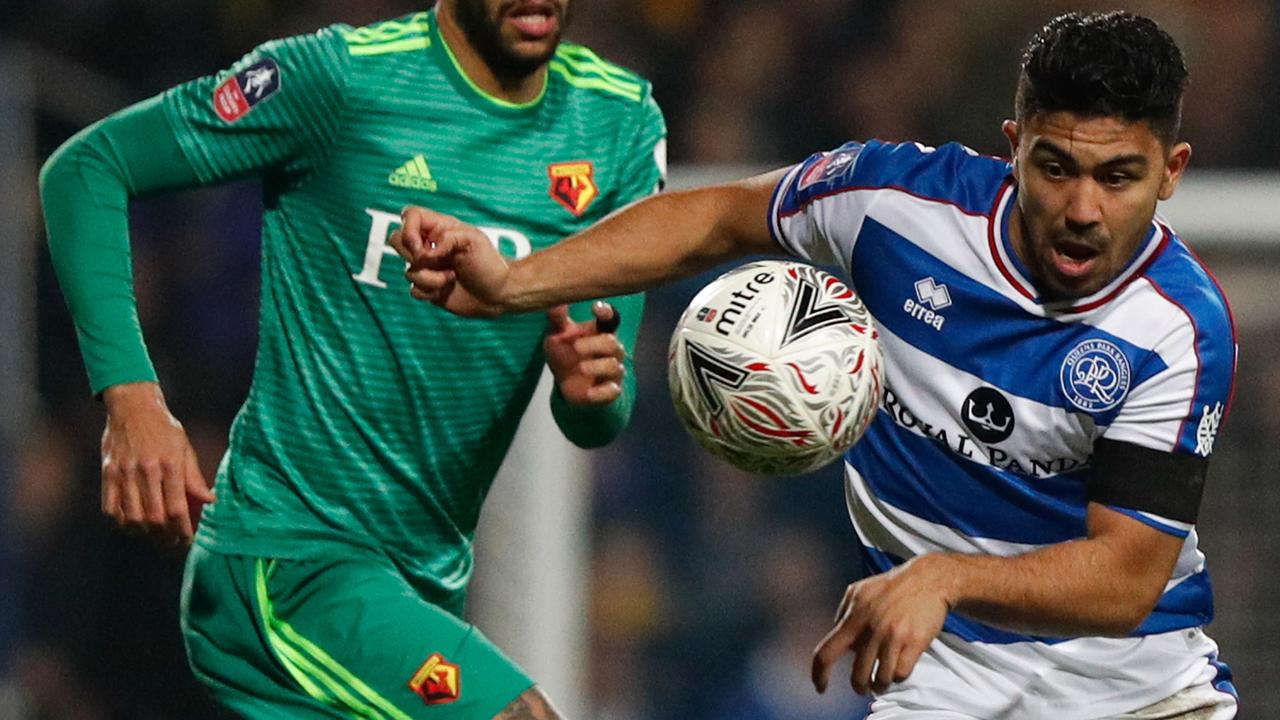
left=38, top=1, right=665, bottom=717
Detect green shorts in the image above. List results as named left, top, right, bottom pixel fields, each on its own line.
left=180, top=544, right=534, bottom=719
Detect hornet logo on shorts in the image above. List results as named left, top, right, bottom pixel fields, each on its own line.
left=1059, top=339, right=1131, bottom=412
left=408, top=652, right=461, bottom=705
left=548, top=161, right=599, bottom=216
left=213, top=58, right=281, bottom=123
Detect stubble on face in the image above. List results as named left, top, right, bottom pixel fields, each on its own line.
left=1008, top=113, right=1175, bottom=301
left=452, top=0, right=571, bottom=81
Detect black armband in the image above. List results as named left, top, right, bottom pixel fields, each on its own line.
left=1088, top=438, right=1209, bottom=524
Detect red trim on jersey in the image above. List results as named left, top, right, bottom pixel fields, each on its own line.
left=1064, top=226, right=1170, bottom=314
left=986, top=180, right=1034, bottom=300
left=1168, top=223, right=1240, bottom=423
left=987, top=181, right=1171, bottom=312
left=1144, top=277, right=1201, bottom=450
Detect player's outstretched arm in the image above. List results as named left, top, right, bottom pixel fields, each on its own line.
left=393, top=169, right=788, bottom=316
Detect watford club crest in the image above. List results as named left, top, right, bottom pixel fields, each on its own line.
left=548, top=161, right=599, bottom=216
left=408, top=653, right=461, bottom=705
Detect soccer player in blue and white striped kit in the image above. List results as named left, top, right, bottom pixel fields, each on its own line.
left=395, top=12, right=1239, bottom=719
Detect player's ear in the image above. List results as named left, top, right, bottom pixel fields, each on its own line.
left=1002, top=120, right=1021, bottom=177
left=1158, top=142, right=1191, bottom=201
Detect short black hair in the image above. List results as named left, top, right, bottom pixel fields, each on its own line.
left=1016, top=12, right=1188, bottom=145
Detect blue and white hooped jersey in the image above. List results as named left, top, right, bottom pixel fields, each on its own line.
left=769, top=140, right=1238, bottom=719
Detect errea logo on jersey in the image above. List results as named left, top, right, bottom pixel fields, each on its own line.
left=390, top=155, right=438, bottom=192
left=903, top=277, right=950, bottom=331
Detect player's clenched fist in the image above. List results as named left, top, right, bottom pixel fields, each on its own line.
left=101, top=382, right=215, bottom=545
left=544, top=302, right=626, bottom=406
left=390, top=205, right=511, bottom=317
left=812, top=555, right=953, bottom=697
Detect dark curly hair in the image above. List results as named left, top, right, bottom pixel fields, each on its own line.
left=1016, top=12, right=1188, bottom=145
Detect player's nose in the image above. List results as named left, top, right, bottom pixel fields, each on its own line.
left=1063, top=181, right=1104, bottom=229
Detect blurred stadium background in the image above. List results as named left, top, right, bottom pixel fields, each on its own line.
left=2, top=1, right=1278, bottom=718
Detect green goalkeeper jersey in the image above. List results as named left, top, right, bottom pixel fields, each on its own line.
left=47, top=10, right=665, bottom=609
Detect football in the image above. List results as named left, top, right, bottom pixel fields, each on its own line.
left=668, top=260, right=884, bottom=475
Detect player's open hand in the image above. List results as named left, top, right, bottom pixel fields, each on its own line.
left=544, top=301, right=625, bottom=406
left=390, top=206, right=510, bottom=317
left=812, top=554, right=953, bottom=697
left=100, top=382, right=215, bottom=546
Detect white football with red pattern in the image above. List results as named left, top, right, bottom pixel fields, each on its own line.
left=668, top=260, right=884, bottom=475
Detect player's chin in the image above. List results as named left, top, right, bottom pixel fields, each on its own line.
left=499, top=33, right=560, bottom=68
left=512, top=46, right=558, bottom=74
left=1041, top=268, right=1107, bottom=301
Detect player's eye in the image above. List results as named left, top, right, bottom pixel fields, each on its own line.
left=1103, top=172, right=1133, bottom=188
left=1042, top=162, right=1067, bottom=180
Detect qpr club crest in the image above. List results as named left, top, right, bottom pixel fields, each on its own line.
left=1059, top=339, right=1131, bottom=412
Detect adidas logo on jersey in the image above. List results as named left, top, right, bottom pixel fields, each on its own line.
left=389, top=155, right=438, bottom=192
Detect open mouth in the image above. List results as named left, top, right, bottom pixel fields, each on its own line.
left=1049, top=239, right=1102, bottom=280
left=505, top=2, right=559, bottom=40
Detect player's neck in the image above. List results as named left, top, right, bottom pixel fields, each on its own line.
left=436, top=4, right=549, bottom=105
left=1007, top=202, right=1030, bottom=270
left=1007, top=201, right=1054, bottom=300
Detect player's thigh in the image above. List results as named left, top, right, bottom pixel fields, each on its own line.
left=260, top=554, right=535, bottom=719
left=182, top=545, right=346, bottom=719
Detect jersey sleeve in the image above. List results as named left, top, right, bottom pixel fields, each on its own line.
left=550, top=291, right=645, bottom=448
left=613, top=85, right=667, bottom=206
left=767, top=140, right=1007, bottom=272
left=39, top=25, right=352, bottom=396
left=1104, top=288, right=1236, bottom=458
left=767, top=141, right=870, bottom=270
left=1095, top=281, right=1237, bottom=536
left=40, top=96, right=204, bottom=395
left=162, top=25, right=351, bottom=183
left=547, top=82, right=665, bottom=443
left=548, top=85, right=665, bottom=447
